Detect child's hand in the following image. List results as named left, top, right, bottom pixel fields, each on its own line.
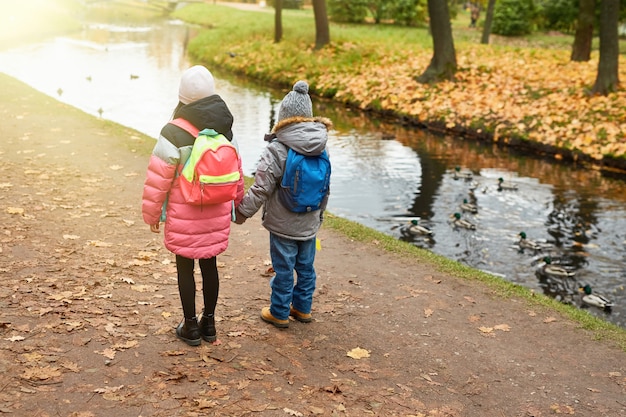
left=150, top=223, right=161, bottom=233
left=234, top=209, right=247, bottom=225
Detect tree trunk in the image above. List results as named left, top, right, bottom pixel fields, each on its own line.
left=480, top=0, right=496, bottom=44
left=416, top=0, right=457, bottom=83
left=274, top=0, right=283, bottom=44
left=591, top=0, right=619, bottom=95
left=571, top=0, right=594, bottom=62
left=312, top=0, right=330, bottom=50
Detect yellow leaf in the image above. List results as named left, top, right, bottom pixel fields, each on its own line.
left=494, top=324, right=511, bottom=332
left=347, top=347, right=370, bottom=359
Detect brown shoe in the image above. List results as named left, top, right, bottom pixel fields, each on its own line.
left=289, top=306, right=312, bottom=323
left=260, top=307, right=289, bottom=328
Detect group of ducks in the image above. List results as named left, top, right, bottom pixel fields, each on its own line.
left=401, top=166, right=615, bottom=312
left=519, top=233, right=614, bottom=311
left=402, top=167, right=513, bottom=236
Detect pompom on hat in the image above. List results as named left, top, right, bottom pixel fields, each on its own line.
left=178, top=65, right=216, bottom=105
left=277, top=80, right=313, bottom=121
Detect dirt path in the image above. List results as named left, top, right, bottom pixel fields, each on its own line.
left=1, top=73, right=625, bottom=417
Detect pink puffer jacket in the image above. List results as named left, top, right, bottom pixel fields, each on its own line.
left=141, top=96, right=244, bottom=259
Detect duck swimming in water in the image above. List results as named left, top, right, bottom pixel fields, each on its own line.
left=578, top=284, right=614, bottom=310
left=402, top=219, right=433, bottom=236
left=497, top=177, right=518, bottom=191
left=460, top=198, right=478, bottom=214
left=453, top=166, right=473, bottom=180
left=537, top=256, right=576, bottom=279
left=518, top=231, right=543, bottom=251
left=450, top=212, right=476, bottom=230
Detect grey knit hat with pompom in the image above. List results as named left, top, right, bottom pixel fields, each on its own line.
left=277, top=80, right=313, bottom=121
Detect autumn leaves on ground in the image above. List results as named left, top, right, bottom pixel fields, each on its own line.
left=1, top=74, right=626, bottom=416
left=179, top=4, right=626, bottom=170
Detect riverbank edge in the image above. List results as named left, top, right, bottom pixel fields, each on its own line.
left=2, top=71, right=625, bottom=350
left=177, top=4, right=626, bottom=176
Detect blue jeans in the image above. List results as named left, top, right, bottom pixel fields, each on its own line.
left=269, top=233, right=317, bottom=320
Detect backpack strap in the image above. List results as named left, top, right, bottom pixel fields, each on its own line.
left=169, top=118, right=200, bottom=178
left=169, top=117, right=200, bottom=137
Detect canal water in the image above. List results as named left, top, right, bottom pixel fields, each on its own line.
left=1, top=5, right=625, bottom=328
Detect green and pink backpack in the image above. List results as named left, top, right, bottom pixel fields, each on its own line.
left=169, top=118, right=240, bottom=206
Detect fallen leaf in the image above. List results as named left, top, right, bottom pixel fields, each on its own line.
left=196, top=399, right=219, bottom=409
left=347, top=347, right=370, bottom=359
left=94, top=385, right=124, bottom=394
left=95, top=348, right=116, bottom=360
left=5, top=335, right=25, bottom=342
left=87, top=240, right=112, bottom=247
left=22, top=366, right=62, bottom=381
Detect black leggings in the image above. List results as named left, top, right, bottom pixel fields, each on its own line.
left=175, top=255, right=219, bottom=319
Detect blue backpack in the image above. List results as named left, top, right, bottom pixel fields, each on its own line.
left=278, top=148, right=331, bottom=213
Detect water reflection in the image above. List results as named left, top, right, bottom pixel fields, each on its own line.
left=0, top=7, right=624, bottom=329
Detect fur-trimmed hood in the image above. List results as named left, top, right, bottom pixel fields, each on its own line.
left=267, top=116, right=332, bottom=157
left=272, top=116, right=333, bottom=133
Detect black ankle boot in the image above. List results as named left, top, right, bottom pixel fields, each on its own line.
left=199, top=313, right=216, bottom=342
left=176, top=317, right=201, bottom=346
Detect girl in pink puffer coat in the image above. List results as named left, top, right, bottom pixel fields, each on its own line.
left=142, top=65, right=244, bottom=346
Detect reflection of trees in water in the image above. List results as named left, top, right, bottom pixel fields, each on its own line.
left=317, top=102, right=626, bottom=202
left=545, top=190, right=598, bottom=271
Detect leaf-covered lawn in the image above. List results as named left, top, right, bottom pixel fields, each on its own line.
left=179, top=4, right=626, bottom=165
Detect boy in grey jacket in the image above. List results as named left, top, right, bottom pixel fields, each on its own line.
left=235, top=80, right=332, bottom=328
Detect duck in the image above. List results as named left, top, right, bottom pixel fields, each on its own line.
left=538, top=256, right=576, bottom=279
left=497, top=177, right=518, bottom=191
left=453, top=166, right=473, bottom=180
left=402, top=219, right=433, bottom=236
left=578, top=284, right=614, bottom=310
left=450, top=212, right=476, bottom=230
left=518, top=231, right=543, bottom=251
left=460, top=198, right=478, bottom=213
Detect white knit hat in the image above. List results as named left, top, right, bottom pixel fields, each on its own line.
left=278, top=80, right=313, bottom=121
left=178, top=65, right=216, bottom=105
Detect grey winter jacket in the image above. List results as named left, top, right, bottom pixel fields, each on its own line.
left=237, top=116, right=332, bottom=240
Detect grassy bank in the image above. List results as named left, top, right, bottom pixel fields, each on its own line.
left=176, top=3, right=626, bottom=172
